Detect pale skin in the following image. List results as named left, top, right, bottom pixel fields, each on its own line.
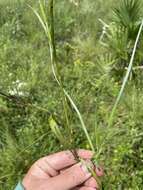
left=22, top=149, right=103, bottom=190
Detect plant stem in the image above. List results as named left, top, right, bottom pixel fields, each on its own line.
left=49, top=1, right=95, bottom=151
left=49, top=0, right=71, bottom=133
left=108, top=20, right=143, bottom=127
left=30, top=0, right=95, bottom=153
left=0, top=91, right=51, bottom=114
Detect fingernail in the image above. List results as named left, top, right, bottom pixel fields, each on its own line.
left=81, top=164, right=91, bottom=177
left=96, top=167, right=101, bottom=171
left=81, top=162, right=92, bottom=177
left=96, top=166, right=104, bottom=176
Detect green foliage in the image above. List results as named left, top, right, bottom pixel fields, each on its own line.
left=113, top=0, right=143, bottom=39
left=0, top=0, right=143, bottom=189
left=101, top=0, right=143, bottom=79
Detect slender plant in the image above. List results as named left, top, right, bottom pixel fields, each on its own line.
left=30, top=0, right=95, bottom=151
left=30, top=0, right=102, bottom=187
left=29, top=0, right=143, bottom=187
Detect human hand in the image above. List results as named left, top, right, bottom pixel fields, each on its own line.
left=22, top=149, right=103, bottom=190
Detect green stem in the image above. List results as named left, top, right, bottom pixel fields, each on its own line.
left=0, top=91, right=51, bottom=114
left=31, top=0, right=95, bottom=153
left=49, top=0, right=71, bottom=132
left=108, top=20, right=143, bottom=127
left=49, top=0, right=94, bottom=152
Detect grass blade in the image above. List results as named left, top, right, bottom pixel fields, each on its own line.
left=64, top=90, right=95, bottom=152
left=30, top=0, right=95, bottom=152
left=108, top=20, right=143, bottom=127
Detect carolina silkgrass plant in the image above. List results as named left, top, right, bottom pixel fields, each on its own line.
left=30, top=0, right=143, bottom=189
left=30, top=0, right=101, bottom=187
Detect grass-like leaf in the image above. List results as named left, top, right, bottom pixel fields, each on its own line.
left=49, top=116, right=66, bottom=146
left=108, top=19, right=143, bottom=127
left=30, top=0, right=95, bottom=152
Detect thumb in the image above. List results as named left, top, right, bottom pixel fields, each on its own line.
left=46, top=162, right=92, bottom=190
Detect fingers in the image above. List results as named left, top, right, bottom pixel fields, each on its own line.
left=78, top=187, right=96, bottom=190
left=36, top=158, right=59, bottom=177
left=45, top=161, right=92, bottom=190
left=41, top=149, right=93, bottom=171
left=95, top=167, right=104, bottom=177
left=84, top=166, right=103, bottom=189
left=84, top=177, right=98, bottom=188
left=60, top=167, right=103, bottom=189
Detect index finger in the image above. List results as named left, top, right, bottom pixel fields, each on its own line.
left=42, top=149, right=93, bottom=171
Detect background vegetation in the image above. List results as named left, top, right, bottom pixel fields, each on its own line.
left=0, top=0, right=143, bottom=189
